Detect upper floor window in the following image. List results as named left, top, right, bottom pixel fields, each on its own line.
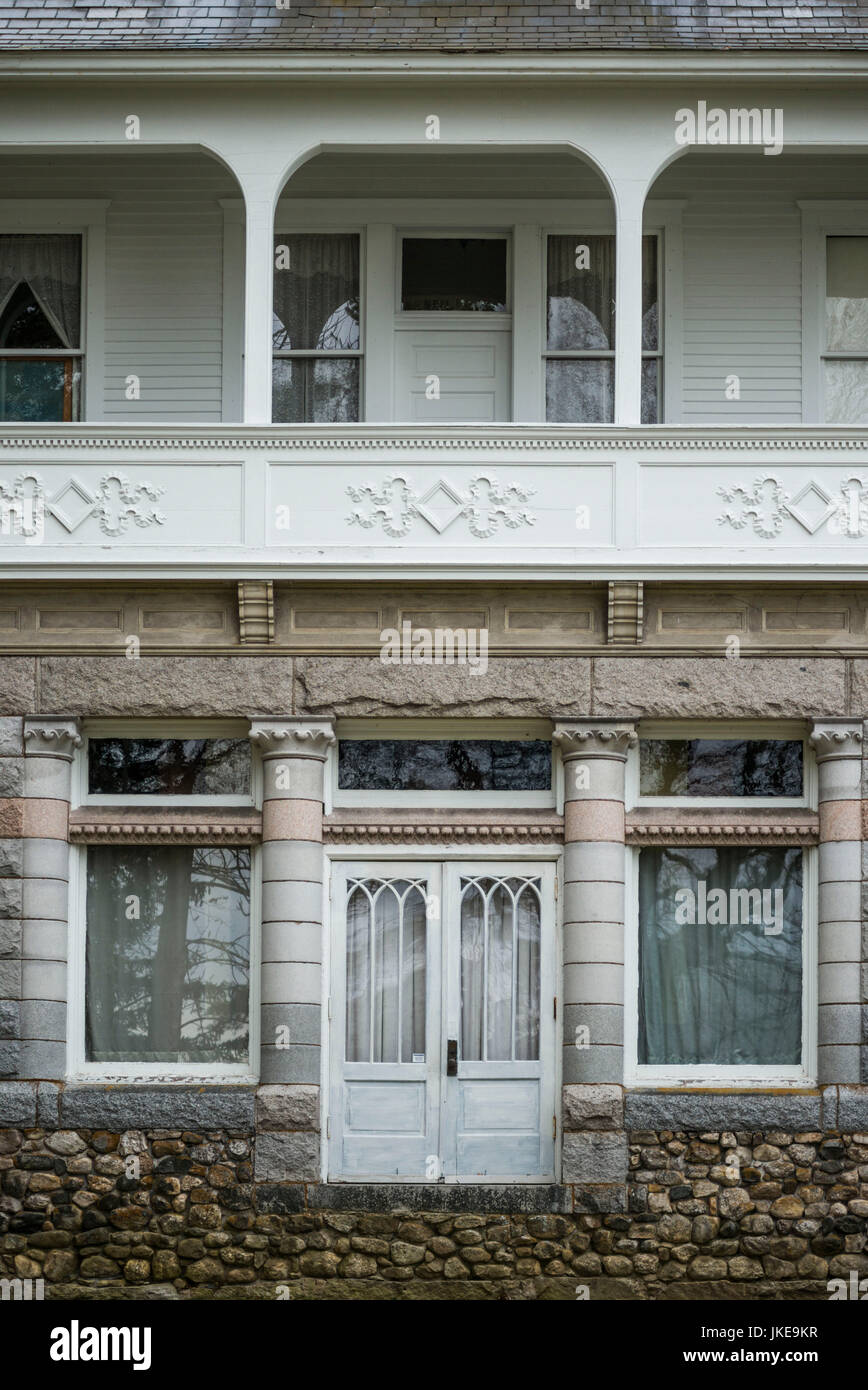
left=400, top=237, right=508, bottom=313
left=824, top=235, right=868, bottom=422
left=272, top=232, right=361, bottom=423
left=544, top=233, right=659, bottom=424
left=0, top=234, right=82, bottom=421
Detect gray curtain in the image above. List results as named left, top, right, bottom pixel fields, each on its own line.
left=272, top=233, right=359, bottom=351
left=0, top=235, right=81, bottom=347
left=637, top=846, right=802, bottom=1067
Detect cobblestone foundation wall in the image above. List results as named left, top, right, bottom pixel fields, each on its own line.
left=2, top=1126, right=867, bottom=1300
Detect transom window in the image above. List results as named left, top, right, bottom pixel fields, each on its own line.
left=400, top=237, right=508, bottom=312
left=0, top=234, right=82, bottom=421
left=630, top=724, right=810, bottom=806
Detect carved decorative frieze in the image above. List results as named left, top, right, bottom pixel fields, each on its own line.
left=249, top=721, right=336, bottom=760
left=23, top=719, right=82, bottom=759
left=626, top=820, right=819, bottom=846
left=718, top=473, right=868, bottom=539
left=69, top=811, right=262, bottom=845
left=607, top=581, right=643, bottom=645
left=346, top=472, right=535, bottom=539
left=0, top=471, right=165, bottom=538
left=324, top=815, right=564, bottom=845
left=238, top=580, right=275, bottom=645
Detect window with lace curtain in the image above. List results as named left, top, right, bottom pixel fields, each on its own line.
left=272, top=232, right=361, bottom=423
left=0, top=234, right=82, bottom=421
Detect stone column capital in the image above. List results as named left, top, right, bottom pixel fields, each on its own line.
left=249, top=720, right=335, bottom=761
left=809, top=720, right=863, bottom=763
left=553, top=721, right=638, bottom=762
left=23, top=718, right=81, bottom=760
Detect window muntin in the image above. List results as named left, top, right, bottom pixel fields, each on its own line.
left=544, top=233, right=660, bottom=423
left=824, top=235, right=868, bottom=422
left=0, top=234, right=82, bottom=422
left=272, top=232, right=361, bottom=422
left=85, top=845, right=251, bottom=1066
left=400, top=237, right=508, bottom=313
left=639, top=738, right=803, bottom=799
left=338, top=739, right=552, bottom=793
left=460, top=874, right=541, bottom=1062
left=345, top=876, right=427, bottom=1064
left=637, top=846, right=803, bottom=1068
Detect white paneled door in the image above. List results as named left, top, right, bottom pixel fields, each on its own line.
left=329, top=860, right=556, bottom=1182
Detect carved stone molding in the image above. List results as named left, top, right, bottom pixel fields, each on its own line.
left=23, top=719, right=82, bottom=760
left=607, top=581, right=644, bottom=645
left=249, top=720, right=336, bottom=760
left=809, top=721, right=864, bottom=762
left=626, top=820, right=819, bottom=846
left=238, top=580, right=275, bottom=645
left=69, top=809, right=262, bottom=845
left=346, top=472, right=535, bottom=539
left=553, top=723, right=638, bottom=761
left=324, top=813, right=564, bottom=845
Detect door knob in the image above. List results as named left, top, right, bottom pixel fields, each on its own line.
left=446, top=1039, right=458, bottom=1076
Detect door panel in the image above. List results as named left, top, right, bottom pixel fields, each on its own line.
left=393, top=328, right=511, bottom=422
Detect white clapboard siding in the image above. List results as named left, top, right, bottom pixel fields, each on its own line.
left=0, top=152, right=234, bottom=422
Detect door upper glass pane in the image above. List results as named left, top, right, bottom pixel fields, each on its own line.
left=338, top=739, right=551, bottom=791
left=88, top=738, right=251, bottom=797
left=401, top=238, right=507, bottom=312
left=826, top=236, right=868, bottom=351
left=460, top=876, right=541, bottom=1062
left=272, top=233, right=360, bottom=351
left=346, top=878, right=427, bottom=1063
left=85, top=845, right=251, bottom=1065
left=638, top=846, right=803, bottom=1067
left=639, top=738, right=803, bottom=797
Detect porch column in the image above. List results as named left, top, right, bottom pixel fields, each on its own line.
left=809, top=720, right=863, bottom=1084
left=554, top=721, right=635, bottom=1199
left=20, top=719, right=80, bottom=1079
left=249, top=720, right=334, bottom=1182
left=612, top=179, right=646, bottom=426
left=239, top=174, right=277, bottom=424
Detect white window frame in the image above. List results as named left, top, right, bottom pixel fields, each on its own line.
left=322, top=843, right=563, bottom=1185
left=68, top=719, right=260, bottom=1083
left=272, top=225, right=365, bottom=424
left=624, top=842, right=817, bottom=1089
left=799, top=201, right=868, bottom=423
left=76, top=719, right=260, bottom=808
left=329, top=718, right=557, bottom=811
left=627, top=720, right=816, bottom=811
left=0, top=200, right=109, bottom=421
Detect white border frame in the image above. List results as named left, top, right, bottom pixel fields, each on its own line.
left=0, top=200, right=109, bottom=421
left=330, top=717, right=557, bottom=810
left=76, top=719, right=260, bottom=809
left=322, top=842, right=563, bottom=1184
left=624, top=842, right=818, bottom=1089
left=626, top=720, right=816, bottom=811
left=66, top=837, right=261, bottom=1085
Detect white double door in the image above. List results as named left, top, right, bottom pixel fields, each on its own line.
left=328, top=860, right=556, bottom=1182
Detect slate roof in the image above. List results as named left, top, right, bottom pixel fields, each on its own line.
left=1, top=1, right=867, bottom=52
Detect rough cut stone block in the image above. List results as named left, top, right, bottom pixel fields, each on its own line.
left=0, top=918, right=20, bottom=958
left=36, top=1080, right=61, bottom=1127
left=0, top=719, right=23, bottom=755
left=39, top=657, right=296, bottom=718
left=594, top=657, right=846, bottom=719
left=561, top=1130, right=628, bottom=1184
left=0, top=1039, right=20, bottom=1076
left=60, top=1086, right=256, bottom=1130
left=0, top=998, right=19, bottom=1039
left=295, top=656, right=592, bottom=718
left=18, top=1039, right=64, bottom=1078
left=0, top=958, right=22, bottom=998
left=0, top=1079, right=36, bottom=1124
left=304, top=1183, right=571, bottom=1214
left=254, top=1130, right=320, bottom=1182
left=0, top=879, right=22, bottom=918
left=562, top=1084, right=624, bottom=1131
left=837, top=1087, right=868, bottom=1130
left=0, top=759, right=25, bottom=798
left=0, top=839, right=23, bottom=877
left=0, top=663, right=36, bottom=716
left=256, top=1084, right=320, bottom=1132
left=571, top=1184, right=628, bottom=1214
left=625, top=1091, right=822, bottom=1131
